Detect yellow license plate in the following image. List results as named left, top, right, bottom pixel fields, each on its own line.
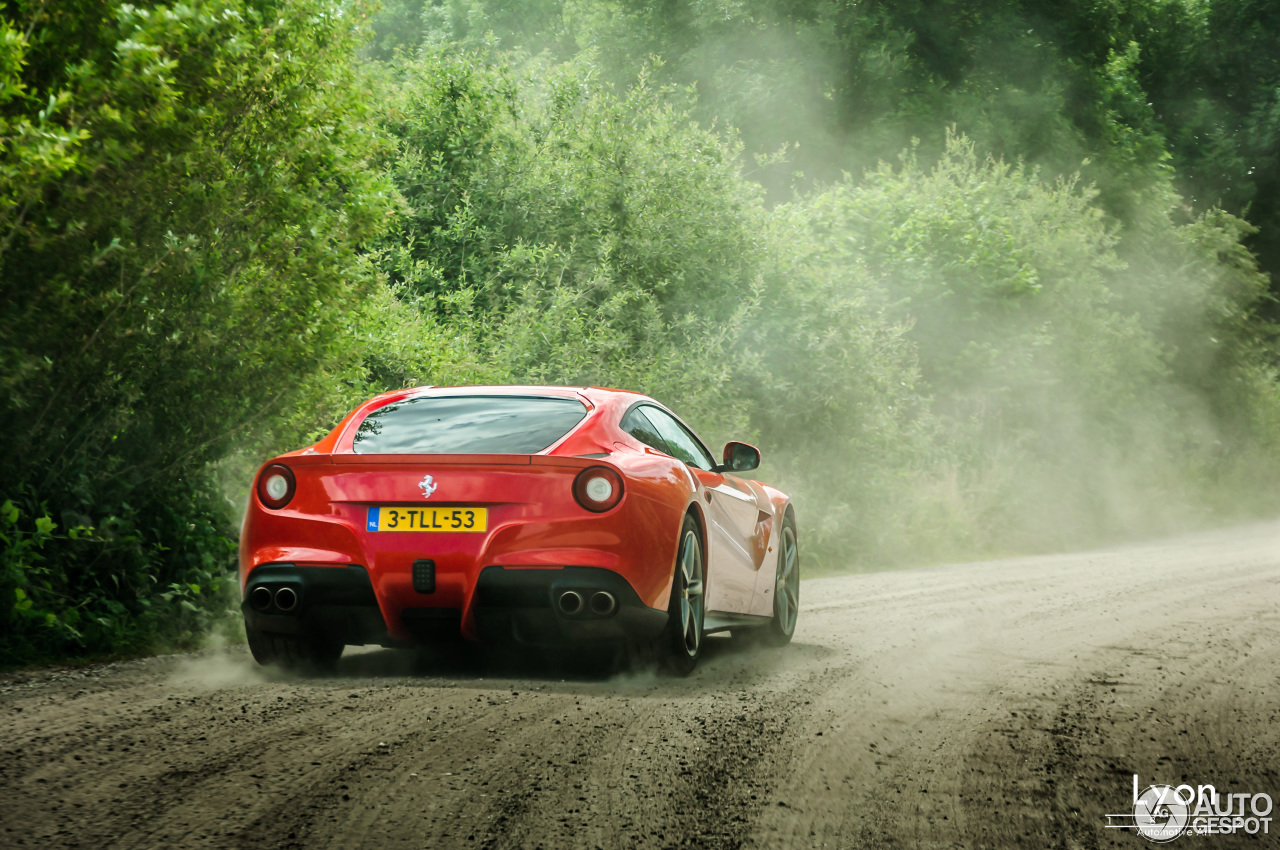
left=367, top=506, right=487, bottom=533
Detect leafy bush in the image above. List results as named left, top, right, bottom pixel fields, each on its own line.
left=0, top=0, right=392, bottom=666
left=371, top=54, right=776, bottom=437
left=781, top=135, right=1280, bottom=558
left=0, top=487, right=238, bottom=665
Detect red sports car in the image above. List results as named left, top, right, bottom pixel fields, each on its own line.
left=239, top=385, right=799, bottom=674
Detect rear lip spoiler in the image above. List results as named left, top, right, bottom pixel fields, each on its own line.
left=329, top=453, right=613, bottom=468
left=333, top=453, right=533, bottom=465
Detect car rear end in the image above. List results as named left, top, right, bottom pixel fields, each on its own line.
left=239, top=390, right=679, bottom=658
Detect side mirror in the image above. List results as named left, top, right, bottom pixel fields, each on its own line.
left=720, top=441, right=760, bottom=473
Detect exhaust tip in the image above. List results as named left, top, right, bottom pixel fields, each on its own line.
left=274, top=586, right=299, bottom=613
left=249, top=586, right=273, bottom=612
left=589, top=591, right=617, bottom=617
left=557, top=590, right=584, bottom=616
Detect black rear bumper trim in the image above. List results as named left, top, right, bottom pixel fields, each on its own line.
left=473, top=566, right=667, bottom=646
left=242, top=563, right=390, bottom=647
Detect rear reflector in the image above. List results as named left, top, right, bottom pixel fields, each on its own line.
left=412, top=559, right=436, bottom=594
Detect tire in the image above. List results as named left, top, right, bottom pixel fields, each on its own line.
left=761, top=512, right=799, bottom=646
left=657, top=514, right=706, bottom=676
left=246, top=627, right=344, bottom=673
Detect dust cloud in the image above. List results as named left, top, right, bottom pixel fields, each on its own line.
left=166, top=648, right=272, bottom=690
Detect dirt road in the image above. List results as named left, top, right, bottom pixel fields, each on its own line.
left=3, top=521, right=1279, bottom=849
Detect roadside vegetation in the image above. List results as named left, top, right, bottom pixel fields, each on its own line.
left=4, top=0, right=1279, bottom=665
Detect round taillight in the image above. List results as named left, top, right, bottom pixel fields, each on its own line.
left=264, top=474, right=289, bottom=501
left=256, top=463, right=296, bottom=510
left=573, top=467, right=623, bottom=512
left=585, top=476, right=613, bottom=502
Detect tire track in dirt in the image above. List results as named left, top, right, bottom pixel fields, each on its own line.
left=2, top=521, right=1279, bottom=849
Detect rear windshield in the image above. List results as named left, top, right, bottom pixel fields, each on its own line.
left=352, top=395, right=588, bottom=455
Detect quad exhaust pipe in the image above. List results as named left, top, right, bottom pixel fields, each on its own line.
left=589, top=591, right=617, bottom=617
left=557, top=589, right=617, bottom=617
left=249, top=586, right=273, bottom=612
left=557, top=590, right=584, bottom=616
left=274, top=586, right=299, bottom=613
left=247, top=584, right=301, bottom=614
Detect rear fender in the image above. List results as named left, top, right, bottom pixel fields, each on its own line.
left=656, top=499, right=708, bottom=611
left=747, top=485, right=793, bottom=616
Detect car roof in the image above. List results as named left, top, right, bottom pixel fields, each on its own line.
left=399, top=385, right=649, bottom=407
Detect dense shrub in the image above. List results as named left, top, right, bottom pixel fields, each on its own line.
left=776, top=136, right=1279, bottom=558
left=371, top=55, right=776, bottom=437
left=0, top=0, right=392, bottom=665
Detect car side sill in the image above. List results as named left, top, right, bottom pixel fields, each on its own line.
left=703, top=610, right=772, bottom=634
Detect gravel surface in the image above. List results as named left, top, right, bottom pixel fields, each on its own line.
left=3, top=521, right=1279, bottom=848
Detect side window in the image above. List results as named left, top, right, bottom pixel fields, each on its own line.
left=621, top=407, right=671, bottom=455
left=642, top=407, right=716, bottom=471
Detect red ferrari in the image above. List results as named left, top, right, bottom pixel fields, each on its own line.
left=239, top=386, right=799, bottom=674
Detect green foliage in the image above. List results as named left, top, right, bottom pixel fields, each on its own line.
left=387, top=0, right=1280, bottom=290
left=0, top=0, right=393, bottom=666
left=785, top=135, right=1279, bottom=556
left=365, top=0, right=567, bottom=60
left=0, top=0, right=392, bottom=498
left=371, top=53, right=776, bottom=436
left=0, top=487, right=238, bottom=665
left=741, top=203, right=932, bottom=566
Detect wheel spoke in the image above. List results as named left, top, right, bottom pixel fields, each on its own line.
left=673, top=528, right=704, bottom=657
left=681, top=536, right=696, bottom=581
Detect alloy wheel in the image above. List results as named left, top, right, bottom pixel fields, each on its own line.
left=678, top=529, right=704, bottom=656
